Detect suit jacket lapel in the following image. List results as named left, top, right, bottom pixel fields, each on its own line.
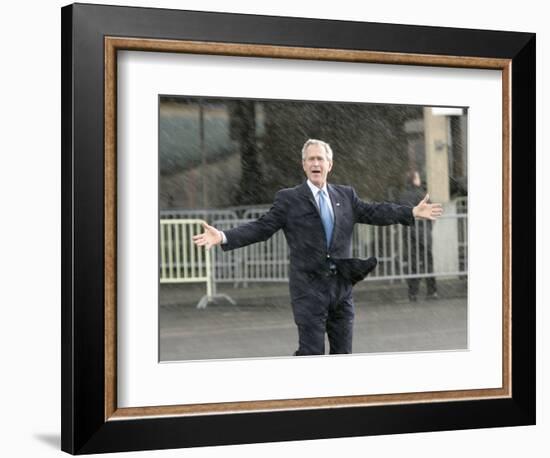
left=299, top=181, right=320, bottom=216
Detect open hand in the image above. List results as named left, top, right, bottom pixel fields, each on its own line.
left=192, top=222, right=222, bottom=250
left=413, top=194, right=443, bottom=221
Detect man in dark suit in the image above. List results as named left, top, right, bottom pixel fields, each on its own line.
left=193, top=139, right=442, bottom=356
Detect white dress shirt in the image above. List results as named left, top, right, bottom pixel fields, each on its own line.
left=306, top=179, right=335, bottom=221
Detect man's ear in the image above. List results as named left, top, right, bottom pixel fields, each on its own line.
left=328, top=161, right=333, bottom=172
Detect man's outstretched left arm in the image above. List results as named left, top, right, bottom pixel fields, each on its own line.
left=353, top=188, right=443, bottom=225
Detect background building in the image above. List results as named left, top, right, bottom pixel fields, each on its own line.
left=159, top=96, right=468, bottom=211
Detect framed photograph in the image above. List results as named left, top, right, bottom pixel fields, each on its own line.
left=155, top=95, right=468, bottom=364
left=61, top=3, right=535, bottom=454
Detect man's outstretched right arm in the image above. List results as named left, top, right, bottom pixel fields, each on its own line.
left=192, top=190, right=287, bottom=251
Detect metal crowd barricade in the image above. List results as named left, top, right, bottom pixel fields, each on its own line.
left=211, top=219, right=243, bottom=286
left=239, top=208, right=289, bottom=286
left=394, top=220, right=433, bottom=279
left=351, top=224, right=396, bottom=280
left=454, top=198, right=468, bottom=272
left=159, top=218, right=235, bottom=308
left=211, top=218, right=243, bottom=287
left=160, top=210, right=468, bottom=305
left=392, top=214, right=468, bottom=279
left=161, top=209, right=238, bottom=224
left=210, top=218, right=289, bottom=288
left=242, top=226, right=288, bottom=285
left=456, top=213, right=468, bottom=273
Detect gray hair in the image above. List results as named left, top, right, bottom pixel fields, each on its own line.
left=301, top=139, right=333, bottom=161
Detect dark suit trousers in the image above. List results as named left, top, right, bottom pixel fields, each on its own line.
left=404, top=233, right=437, bottom=297
left=292, top=273, right=354, bottom=356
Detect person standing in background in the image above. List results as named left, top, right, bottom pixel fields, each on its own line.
left=399, top=170, right=439, bottom=301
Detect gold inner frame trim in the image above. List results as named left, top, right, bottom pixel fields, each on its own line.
left=104, top=36, right=512, bottom=421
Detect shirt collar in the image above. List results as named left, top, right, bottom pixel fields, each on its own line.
left=306, top=179, right=328, bottom=197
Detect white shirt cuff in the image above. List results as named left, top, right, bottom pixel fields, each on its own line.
left=220, top=231, right=227, bottom=244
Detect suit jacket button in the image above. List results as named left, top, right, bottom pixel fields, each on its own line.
left=326, top=254, right=331, bottom=258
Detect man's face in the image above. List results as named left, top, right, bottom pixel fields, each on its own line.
left=302, top=144, right=333, bottom=188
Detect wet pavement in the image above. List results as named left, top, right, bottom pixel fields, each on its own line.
left=159, top=279, right=467, bottom=361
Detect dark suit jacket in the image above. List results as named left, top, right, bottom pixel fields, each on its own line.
left=222, top=182, right=414, bottom=304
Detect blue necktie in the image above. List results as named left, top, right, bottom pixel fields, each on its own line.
left=318, top=189, right=334, bottom=247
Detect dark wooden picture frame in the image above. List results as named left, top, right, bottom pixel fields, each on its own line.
left=61, top=3, right=535, bottom=454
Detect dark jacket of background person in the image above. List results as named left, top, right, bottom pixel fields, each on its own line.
left=398, top=177, right=437, bottom=299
